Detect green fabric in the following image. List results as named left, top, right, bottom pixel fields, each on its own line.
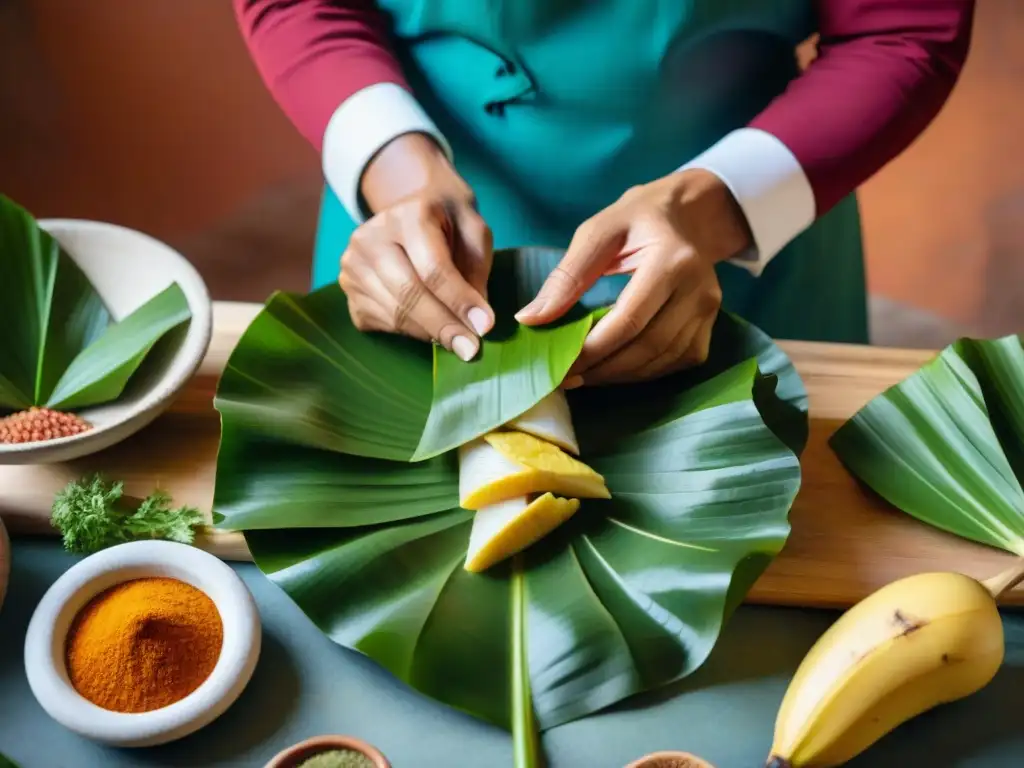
left=312, top=0, right=868, bottom=343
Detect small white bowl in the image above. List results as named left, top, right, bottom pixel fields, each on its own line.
left=0, top=219, right=212, bottom=465
left=25, top=540, right=261, bottom=747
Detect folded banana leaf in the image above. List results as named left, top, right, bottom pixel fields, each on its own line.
left=212, top=248, right=806, bottom=761
left=831, top=335, right=1024, bottom=555
left=0, top=195, right=192, bottom=413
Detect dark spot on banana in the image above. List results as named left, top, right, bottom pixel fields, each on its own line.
left=892, top=609, right=926, bottom=636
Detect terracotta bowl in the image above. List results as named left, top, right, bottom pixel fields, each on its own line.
left=264, top=735, right=390, bottom=768
left=624, top=751, right=715, bottom=768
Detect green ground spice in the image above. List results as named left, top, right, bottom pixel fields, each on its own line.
left=297, top=749, right=375, bottom=768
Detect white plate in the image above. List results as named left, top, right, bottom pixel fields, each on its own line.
left=24, top=540, right=261, bottom=747
left=0, top=219, right=212, bottom=464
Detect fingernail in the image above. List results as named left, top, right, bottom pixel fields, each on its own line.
left=562, top=375, right=583, bottom=390
left=515, top=298, right=547, bottom=322
left=452, top=335, right=478, bottom=362
left=468, top=307, right=491, bottom=336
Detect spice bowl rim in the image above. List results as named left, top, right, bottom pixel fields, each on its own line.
left=0, top=217, right=212, bottom=465
left=264, top=734, right=391, bottom=768
left=24, top=539, right=261, bottom=747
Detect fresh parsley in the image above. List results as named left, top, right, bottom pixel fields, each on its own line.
left=50, top=474, right=204, bottom=554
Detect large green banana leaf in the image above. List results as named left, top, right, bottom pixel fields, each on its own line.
left=831, top=335, right=1024, bottom=555
left=0, top=195, right=192, bottom=412
left=213, top=249, right=806, bottom=763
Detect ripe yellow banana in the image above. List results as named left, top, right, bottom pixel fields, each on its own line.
left=765, top=566, right=1022, bottom=768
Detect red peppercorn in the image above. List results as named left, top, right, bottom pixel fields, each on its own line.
left=0, top=407, right=92, bottom=444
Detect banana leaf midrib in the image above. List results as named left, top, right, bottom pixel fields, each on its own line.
left=597, top=515, right=791, bottom=560
left=510, top=556, right=538, bottom=768
left=604, top=518, right=718, bottom=552
left=33, top=241, right=58, bottom=404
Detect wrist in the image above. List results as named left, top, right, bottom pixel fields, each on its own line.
left=360, top=132, right=463, bottom=213
left=670, top=169, right=755, bottom=264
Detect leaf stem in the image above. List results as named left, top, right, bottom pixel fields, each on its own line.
left=511, top=556, right=542, bottom=768
left=981, top=558, right=1024, bottom=599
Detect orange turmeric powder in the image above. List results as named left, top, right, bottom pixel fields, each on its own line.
left=64, top=577, right=223, bottom=713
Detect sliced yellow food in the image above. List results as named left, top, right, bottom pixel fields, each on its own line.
left=465, top=493, right=581, bottom=573
left=458, top=430, right=610, bottom=510
left=506, top=390, right=579, bottom=455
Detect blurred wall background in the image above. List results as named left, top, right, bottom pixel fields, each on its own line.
left=1, top=0, right=1022, bottom=345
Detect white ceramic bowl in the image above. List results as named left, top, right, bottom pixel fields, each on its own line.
left=0, top=219, right=212, bottom=464
left=24, top=540, right=261, bottom=747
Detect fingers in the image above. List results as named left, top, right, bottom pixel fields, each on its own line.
left=402, top=207, right=495, bottom=337
left=452, top=207, right=494, bottom=305
left=573, top=296, right=700, bottom=387
left=566, top=253, right=679, bottom=377
left=376, top=240, right=482, bottom=360
left=628, top=310, right=715, bottom=383
left=563, top=245, right=721, bottom=387
left=572, top=304, right=714, bottom=388
left=344, top=243, right=433, bottom=341
left=602, top=250, right=646, bottom=276
left=340, top=197, right=498, bottom=359
left=346, top=238, right=478, bottom=360
left=515, top=214, right=626, bottom=326
left=634, top=311, right=716, bottom=380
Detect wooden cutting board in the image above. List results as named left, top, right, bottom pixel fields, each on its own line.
left=2, top=302, right=1021, bottom=608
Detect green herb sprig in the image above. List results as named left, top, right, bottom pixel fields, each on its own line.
left=51, top=474, right=205, bottom=554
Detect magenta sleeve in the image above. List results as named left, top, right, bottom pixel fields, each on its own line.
left=750, top=0, right=975, bottom=215
left=233, top=0, right=410, bottom=150
left=235, top=1, right=975, bottom=215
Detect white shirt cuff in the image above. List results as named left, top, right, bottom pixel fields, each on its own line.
left=321, top=82, right=453, bottom=223
left=681, top=128, right=816, bottom=276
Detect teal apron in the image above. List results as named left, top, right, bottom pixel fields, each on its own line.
left=311, top=0, right=868, bottom=345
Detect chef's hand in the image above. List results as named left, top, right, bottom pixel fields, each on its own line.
left=515, top=169, right=753, bottom=387
left=340, top=133, right=494, bottom=361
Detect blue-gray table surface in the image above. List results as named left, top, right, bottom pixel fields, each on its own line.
left=2, top=539, right=1022, bottom=768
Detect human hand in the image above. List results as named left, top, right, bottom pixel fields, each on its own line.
left=515, top=169, right=753, bottom=387
left=339, top=133, right=494, bottom=361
